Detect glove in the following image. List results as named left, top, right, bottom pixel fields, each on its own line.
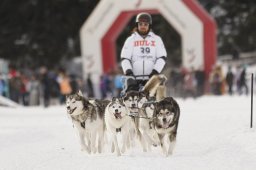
left=149, top=69, right=159, bottom=78
left=125, top=69, right=134, bottom=76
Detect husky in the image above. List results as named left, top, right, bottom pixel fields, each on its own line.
left=138, top=101, right=161, bottom=152
left=121, top=74, right=169, bottom=153
left=123, top=90, right=141, bottom=116
left=123, top=90, right=149, bottom=147
left=122, top=75, right=167, bottom=151
left=66, top=91, right=109, bottom=154
left=104, top=97, right=132, bottom=156
left=153, top=97, right=180, bottom=156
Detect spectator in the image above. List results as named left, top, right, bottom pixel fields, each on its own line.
left=69, top=74, right=79, bottom=94
left=183, top=68, right=196, bottom=99
left=40, top=67, right=51, bottom=107
left=48, top=71, right=60, bottom=105
left=195, top=67, right=205, bottom=97
left=86, top=73, right=94, bottom=98
left=225, top=66, right=234, bottom=95
left=59, top=73, right=72, bottom=104
left=0, top=74, right=5, bottom=96
left=237, top=65, right=248, bottom=95
left=113, top=69, right=123, bottom=97
left=210, top=65, right=224, bottom=95
left=9, top=71, right=22, bottom=103
left=20, top=74, right=30, bottom=106
left=28, top=75, right=40, bottom=106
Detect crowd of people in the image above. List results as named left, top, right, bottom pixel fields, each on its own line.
left=168, top=64, right=251, bottom=98
left=0, top=66, right=82, bottom=107
left=0, top=63, right=253, bottom=107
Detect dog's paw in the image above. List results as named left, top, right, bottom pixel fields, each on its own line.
left=116, top=151, right=121, bottom=156
left=111, top=145, right=115, bottom=153
left=167, top=148, right=174, bottom=156
left=81, top=147, right=91, bottom=154
left=165, top=150, right=173, bottom=157
left=90, top=146, right=97, bottom=154
left=98, top=145, right=102, bottom=153
left=147, top=145, right=152, bottom=152
left=161, top=147, right=167, bottom=156
left=121, top=146, right=126, bottom=154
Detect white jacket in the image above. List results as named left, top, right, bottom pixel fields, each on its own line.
left=121, top=31, right=167, bottom=80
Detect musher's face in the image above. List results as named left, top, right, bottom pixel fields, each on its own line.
left=138, top=22, right=149, bottom=35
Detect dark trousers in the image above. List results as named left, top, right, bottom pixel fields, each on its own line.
left=126, top=79, right=148, bottom=92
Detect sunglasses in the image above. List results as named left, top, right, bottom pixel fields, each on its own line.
left=138, top=22, right=149, bottom=26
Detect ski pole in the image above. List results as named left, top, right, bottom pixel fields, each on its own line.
left=251, top=73, right=254, bottom=128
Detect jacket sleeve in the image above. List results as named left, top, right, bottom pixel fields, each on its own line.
left=121, top=36, right=133, bottom=73
left=154, top=36, right=167, bottom=73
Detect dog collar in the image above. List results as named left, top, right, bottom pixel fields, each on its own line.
left=116, top=128, right=121, bottom=133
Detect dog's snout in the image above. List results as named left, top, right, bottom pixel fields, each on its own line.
left=115, top=109, right=118, bottom=112
left=132, top=103, right=136, bottom=108
left=67, top=106, right=70, bottom=110
left=163, top=118, right=167, bottom=122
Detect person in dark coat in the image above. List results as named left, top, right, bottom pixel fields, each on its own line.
left=40, top=67, right=51, bottom=107
left=238, top=66, right=248, bottom=95
left=69, top=74, right=79, bottom=95
left=86, top=73, right=94, bottom=98
left=195, top=67, right=205, bottom=97
left=225, top=66, right=234, bottom=95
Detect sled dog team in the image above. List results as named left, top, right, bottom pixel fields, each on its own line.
left=66, top=75, right=180, bottom=156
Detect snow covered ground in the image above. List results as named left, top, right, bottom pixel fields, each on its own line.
left=0, top=95, right=256, bottom=170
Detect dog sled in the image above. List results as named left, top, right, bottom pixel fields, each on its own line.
left=66, top=74, right=180, bottom=156
left=121, top=74, right=168, bottom=100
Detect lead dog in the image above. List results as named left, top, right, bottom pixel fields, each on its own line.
left=138, top=100, right=160, bottom=152
left=104, top=97, right=132, bottom=156
left=123, top=75, right=167, bottom=151
left=123, top=90, right=149, bottom=147
left=153, top=97, right=180, bottom=156
left=66, top=91, right=109, bottom=153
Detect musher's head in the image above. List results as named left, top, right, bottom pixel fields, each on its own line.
left=135, top=12, right=152, bottom=36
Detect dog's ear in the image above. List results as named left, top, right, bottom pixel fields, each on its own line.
left=171, top=97, right=180, bottom=114
left=165, top=97, right=180, bottom=122
left=112, top=97, right=117, bottom=102
left=161, top=97, right=178, bottom=112
left=122, top=93, right=128, bottom=101
left=82, top=98, right=90, bottom=108
left=139, top=90, right=149, bottom=98
left=164, top=97, right=173, bottom=103
left=77, top=90, right=83, bottom=97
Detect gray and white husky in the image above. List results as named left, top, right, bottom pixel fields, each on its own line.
left=66, top=91, right=109, bottom=154
left=123, top=90, right=149, bottom=147
left=153, top=97, right=180, bottom=156
left=122, top=75, right=168, bottom=152
left=138, top=101, right=160, bottom=152
left=104, top=97, right=132, bottom=156
left=123, top=90, right=140, bottom=116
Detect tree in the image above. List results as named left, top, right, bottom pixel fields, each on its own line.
left=0, top=0, right=99, bottom=68
left=1, top=0, right=255, bottom=69
left=199, top=0, right=256, bottom=55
